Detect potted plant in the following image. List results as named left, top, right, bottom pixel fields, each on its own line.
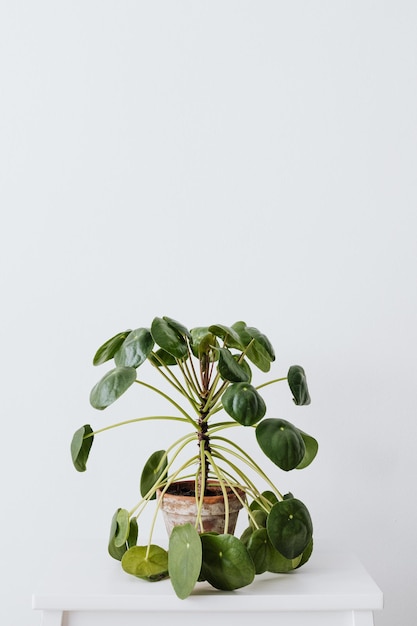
left=71, top=317, right=317, bottom=599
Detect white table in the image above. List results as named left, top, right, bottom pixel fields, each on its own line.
left=32, top=549, right=383, bottom=626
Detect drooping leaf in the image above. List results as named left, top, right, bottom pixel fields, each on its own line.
left=231, top=321, right=273, bottom=372
left=256, top=418, right=306, bottom=471
left=218, top=348, right=250, bottom=383
left=108, top=508, right=128, bottom=561
left=89, top=366, right=137, bottom=410
left=296, top=430, right=319, bottom=469
left=140, top=450, right=168, bottom=499
left=70, top=424, right=94, bottom=472
left=296, top=537, right=314, bottom=568
left=121, top=545, right=169, bottom=581
left=200, top=534, right=255, bottom=591
left=127, top=518, right=138, bottom=548
left=208, top=324, right=243, bottom=349
left=93, top=330, right=131, bottom=366
left=151, top=317, right=188, bottom=359
left=222, top=382, right=266, bottom=426
left=288, top=365, right=311, bottom=405
left=114, top=508, right=130, bottom=548
left=168, top=523, right=202, bottom=599
left=246, top=528, right=269, bottom=574
left=114, top=328, right=154, bottom=368
left=267, top=498, right=313, bottom=559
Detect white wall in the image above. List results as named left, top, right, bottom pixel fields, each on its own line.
left=1, top=2, right=416, bottom=624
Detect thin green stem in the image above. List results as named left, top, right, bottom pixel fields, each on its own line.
left=87, top=415, right=190, bottom=438
left=255, top=376, right=287, bottom=390
left=135, top=379, right=198, bottom=427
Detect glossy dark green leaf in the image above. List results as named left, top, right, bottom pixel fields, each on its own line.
left=288, top=365, right=311, bottom=405
left=256, top=418, right=306, bottom=471
left=70, top=424, right=94, bottom=472
left=121, top=545, right=169, bottom=581
left=200, top=534, right=255, bottom=591
left=218, top=348, right=250, bottom=383
left=296, top=430, right=319, bottom=469
left=245, top=326, right=275, bottom=362
left=222, top=382, right=266, bottom=426
left=250, top=490, right=278, bottom=511
left=249, top=509, right=268, bottom=528
left=267, top=498, right=313, bottom=559
left=246, top=528, right=269, bottom=574
left=140, top=450, right=168, bottom=499
left=231, top=321, right=273, bottom=372
left=148, top=348, right=177, bottom=367
left=93, top=330, right=131, bottom=366
left=89, top=366, right=137, bottom=410
left=208, top=324, right=243, bottom=349
left=240, top=526, right=253, bottom=545
left=114, top=328, right=154, bottom=368
left=168, top=523, right=202, bottom=599
left=266, top=540, right=302, bottom=573
left=151, top=317, right=188, bottom=359
left=296, top=538, right=313, bottom=568
left=108, top=508, right=128, bottom=561
left=127, top=518, right=138, bottom=548
left=163, top=316, right=191, bottom=339
left=114, top=508, right=130, bottom=548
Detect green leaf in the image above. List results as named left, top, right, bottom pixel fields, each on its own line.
left=267, top=498, right=313, bottom=559
left=149, top=348, right=177, bottom=367
left=140, top=450, right=168, bottom=499
left=256, top=418, right=306, bottom=471
left=121, top=545, right=169, bottom=581
left=163, top=316, right=191, bottom=339
left=93, top=331, right=131, bottom=366
left=114, top=328, right=154, bottom=368
left=296, top=538, right=314, bottom=568
left=246, top=528, right=269, bottom=574
left=127, top=518, right=138, bottom=548
left=245, top=326, right=275, bottom=362
left=151, top=317, right=188, bottom=359
left=190, top=327, right=218, bottom=359
left=200, top=534, right=255, bottom=591
left=108, top=509, right=128, bottom=561
left=114, top=508, right=130, bottom=548
left=70, top=424, right=94, bottom=472
left=288, top=365, right=311, bottom=405
left=231, top=321, right=273, bottom=372
left=222, top=382, right=266, bottom=426
left=168, top=523, right=202, bottom=599
left=208, top=324, right=243, bottom=349
left=218, top=348, right=250, bottom=383
left=296, top=430, right=319, bottom=469
left=89, top=366, right=137, bottom=410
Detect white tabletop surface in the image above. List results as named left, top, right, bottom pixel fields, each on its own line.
left=32, top=547, right=383, bottom=613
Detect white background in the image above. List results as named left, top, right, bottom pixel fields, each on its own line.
left=1, top=2, right=416, bottom=625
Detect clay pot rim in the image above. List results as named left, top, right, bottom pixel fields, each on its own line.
left=157, top=479, right=245, bottom=504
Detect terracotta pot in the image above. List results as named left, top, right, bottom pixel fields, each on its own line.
left=158, top=480, right=245, bottom=536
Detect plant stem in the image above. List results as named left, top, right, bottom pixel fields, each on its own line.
left=255, top=376, right=287, bottom=390
left=135, top=380, right=198, bottom=427
left=87, top=415, right=190, bottom=438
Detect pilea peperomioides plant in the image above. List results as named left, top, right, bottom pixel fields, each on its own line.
left=71, top=317, right=318, bottom=599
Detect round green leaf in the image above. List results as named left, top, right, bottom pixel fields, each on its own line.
left=267, top=498, right=313, bottom=559
left=71, top=424, right=94, bottom=472
left=201, top=534, right=255, bottom=591
left=163, top=316, right=191, bottom=339
left=149, top=348, right=177, bottom=367
left=218, top=348, right=250, bottom=383
left=127, top=518, right=138, bottom=548
left=190, top=327, right=218, bottom=359
left=231, top=321, right=273, bottom=372
left=296, top=538, right=314, bottom=568
left=151, top=317, right=188, bottom=359
left=168, top=523, right=202, bottom=599
left=222, top=382, right=266, bottom=426
left=93, top=330, right=131, bottom=366
left=122, top=545, right=169, bottom=581
left=245, top=326, right=275, bottom=362
left=296, top=430, right=319, bottom=469
left=114, top=328, right=154, bottom=368
left=140, top=450, right=168, bottom=499
left=288, top=365, right=311, bottom=405
left=256, top=418, right=306, bottom=471
left=89, top=366, right=137, bottom=410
